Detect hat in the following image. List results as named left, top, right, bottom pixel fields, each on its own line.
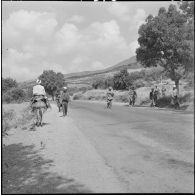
left=63, top=86, right=67, bottom=90
left=173, top=85, right=176, bottom=88
left=36, top=79, right=41, bottom=84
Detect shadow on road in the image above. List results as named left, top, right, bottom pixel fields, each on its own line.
left=123, top=104, right=149, bottom=108
left=41, top=122, right=50, bottom=126
left=2, top=143, right=92, bottom=194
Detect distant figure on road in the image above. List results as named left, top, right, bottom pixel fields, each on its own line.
left=161, top=85, right=166, bottom=97
left=153, top=86, right=160, bottom=107
left=172, top=85, right=180, bottom=109
left=128, top=86, right=137, bottom=107
left=60, top=87, right=70, bottom=116
left=106, top=86, right=114, bottom=109
left=55, top=90, right=62, bottom=112
left=149, top=88, right=155, bottom=107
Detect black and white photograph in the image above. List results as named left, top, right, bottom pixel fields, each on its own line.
left=1, top=0, right=194, bottom=193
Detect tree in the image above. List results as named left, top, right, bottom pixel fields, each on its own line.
left=113, top=69, right=129, bottom=90
left=92, top=79, right=105, bottom=89
left=39, top=70, right=66, bottom=100
left=2, top=77, right=18, bottom=93
left=136, top=4, right=194, bottom=94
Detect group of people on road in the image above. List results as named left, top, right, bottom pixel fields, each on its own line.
left=106, top=84, right=179, bottom=109
left=31, top=79, right=180, bottom=121
left=149, top=85, right=179, bottom=108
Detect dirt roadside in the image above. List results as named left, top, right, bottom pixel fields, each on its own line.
left=2, top=103, right=127, bottom=193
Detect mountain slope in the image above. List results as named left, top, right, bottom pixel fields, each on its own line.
left=64, top=56, right=141, bottom=79
left=19, top=56, right=141, bottom=89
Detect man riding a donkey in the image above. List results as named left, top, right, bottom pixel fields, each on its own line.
left=30, top=79, right=50, bottom=127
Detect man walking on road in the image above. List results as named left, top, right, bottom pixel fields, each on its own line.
left=106, top=86, right=114, bottom=109
left=153, top=86, right=160, bottom=107
left=128, top=86, right=137, bottom=107
left=149, top=87, right=155, bottom=107
left=60, top=86, right=70, bottom=117
left=172, top=85, right=180, bottom=109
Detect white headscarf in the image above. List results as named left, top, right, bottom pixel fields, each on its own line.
left=36, top=79, right=41, bottom=84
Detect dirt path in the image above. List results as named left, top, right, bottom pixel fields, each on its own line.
left=3, top=103, right=127, bottom=193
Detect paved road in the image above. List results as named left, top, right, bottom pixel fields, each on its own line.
left=69, top=100, right=194, bottom=193
left=3, top=101, right=194, bottom=193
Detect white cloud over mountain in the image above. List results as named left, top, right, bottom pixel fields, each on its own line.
left=2, top=2, right=173, bottom=81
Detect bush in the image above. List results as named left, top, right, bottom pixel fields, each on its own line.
left=2, top=109, right=16, bottom=136
left=92, top=79, right=106, bottom=89
left=156, top=96, right=172, bottom=107
left=73, top=93, right=83, bottom=100
left=2, top=77, right=18, bottom=93
left=133, top=79, right=145, bottom=88
left=3, top=87, right=26, bottom=103
left=179, top=92, right=193, bottom=104
left=140, top=98, right=151, bottom=105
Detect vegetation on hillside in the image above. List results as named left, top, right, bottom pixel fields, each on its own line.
left=91, top=66, right=164, bottom=90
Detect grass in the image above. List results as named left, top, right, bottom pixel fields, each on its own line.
left=2, top=103, right=35, bottom=136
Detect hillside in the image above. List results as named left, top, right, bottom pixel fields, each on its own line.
left=18, top=56, right=142, bottom=90
left=65, top=56, right=143, bottom=88
left=64, top=56, right=141, bottom=80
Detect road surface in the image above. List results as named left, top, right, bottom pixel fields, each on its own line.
left=3, top=100, right=194, bottom=193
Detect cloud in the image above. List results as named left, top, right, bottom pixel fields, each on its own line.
left=129, top=8, right=147, bottom=31
left=67, top=15, right=85, bottom=23
left=133, top=9, right=147, bottom=28
left=54, top=23, right=81, bottom=54
left=2, top=9, right=132, bottom=81
left=3, top=10, right=57, bottom=47
left=107, top=3, right=131, bottom=21
left=2, top=48, right=36, bottom=81
left=91, top=61, right=105, bottom=70
left=88, top=20, right=121, bottom=46
left=129, top=40, right=139, bottom=56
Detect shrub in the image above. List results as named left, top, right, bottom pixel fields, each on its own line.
left=3, top=87, right=26, bottom=103
left=140, top=98, right=151, bottom=105
left=73, top=93, right=83, bottom=100
left=92, top=79, right=106, bottom=89
left=133, top=79, right=145, bottom=88
left=156, top=96, right=172, bottom=108
left=2, top=77, right=18, bottom=93
left=2, top=109, right=16, bottom=136
left=179, top=92, right=193, bottom=104
left=114, top=94, right=129, bottom=103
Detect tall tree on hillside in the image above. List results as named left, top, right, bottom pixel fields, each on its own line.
left=2, top=77, right=18, bottom=93
left=136, top=3, right=194, bottom=94
left=39, top=70, right=66, bottom=100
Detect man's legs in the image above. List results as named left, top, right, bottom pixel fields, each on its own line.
left=64, top=102, right=68, bottom=115
left=129, top=97, right=132, bottom=106
left=154, top=96, right=157, bottom=107
left=62, top=103, right=66, bottom=116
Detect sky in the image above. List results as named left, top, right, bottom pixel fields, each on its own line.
left=2, top=1, right=177, bottom=82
